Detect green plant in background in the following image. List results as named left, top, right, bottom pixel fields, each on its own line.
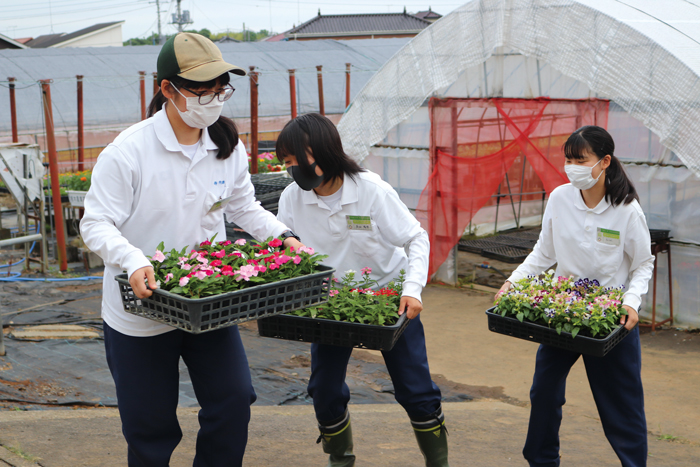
left=291, top=268, right=405, bottom=326
left=43, top=170, right=92, bottom=196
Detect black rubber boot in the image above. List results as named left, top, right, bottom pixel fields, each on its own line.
left=411, top=405, right=449, bottom=467
left=317, top=410, right=355, bottom=467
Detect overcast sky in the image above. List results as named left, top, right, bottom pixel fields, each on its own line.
left=0, top=0, right=464, bottom=41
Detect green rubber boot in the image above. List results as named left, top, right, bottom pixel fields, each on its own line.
left=411, top=406, right=449, bottom=467
left=317, top=410, right=355, bottom=467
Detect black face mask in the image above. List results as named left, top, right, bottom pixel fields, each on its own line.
left=287, top=162, right=324, bottom=191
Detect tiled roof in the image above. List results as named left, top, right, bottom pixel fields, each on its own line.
left=415, top=10, right=443, bottom=20
left=287, top=13, right=431, bottom=37
left=26, top=22, right=123, bottom=48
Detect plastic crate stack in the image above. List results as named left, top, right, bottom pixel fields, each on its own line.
left=458, top=229, right=540, bottom=263
left=225, top=174, right=293, bottom=242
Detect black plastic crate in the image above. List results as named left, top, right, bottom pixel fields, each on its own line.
left=482, top=245, right=530, bottom=263
left=115, top=265, right=335, bottom=334
left=485, top=307, right=630, bottom=357
left=649, top=229, right=671, bottom=241
left=258, top=312, right=411, bottom=351
left=457, top=238, right=503, bottom=254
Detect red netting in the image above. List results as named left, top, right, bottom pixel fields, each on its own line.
left=417, top=97, right=610, bottom=277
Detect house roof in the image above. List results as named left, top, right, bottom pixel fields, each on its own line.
left=415, top=9, right=442, bottom=20
left=25, top=22, right=123, bottom=48
left=0, top=33, right=29, bottom=49
left=286, top=12, right=431, bottom=38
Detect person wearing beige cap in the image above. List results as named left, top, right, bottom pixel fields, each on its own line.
left=80, top=32, right=303, bottom=466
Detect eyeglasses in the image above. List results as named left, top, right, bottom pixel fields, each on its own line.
left=173, top=83, right=235, bottom=105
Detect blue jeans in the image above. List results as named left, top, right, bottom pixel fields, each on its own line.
left=307, top=314, right=442, bottom=424
left=523, top=327, right=647, bottom=467
left=103, top=322, right=256, bottom=467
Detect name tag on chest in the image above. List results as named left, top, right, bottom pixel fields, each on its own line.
left=597, top=228, right=620, bottom=246
left=346, top=215, right=372, bottom=231
left=208, top=194, right=235, bottom=213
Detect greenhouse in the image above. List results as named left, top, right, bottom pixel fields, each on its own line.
left=338, top=0, right=700, bottom=327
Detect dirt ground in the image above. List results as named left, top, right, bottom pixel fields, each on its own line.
left=1, top=284, right=699, bottom=465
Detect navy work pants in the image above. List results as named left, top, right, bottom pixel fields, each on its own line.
left=523, top=327, right=647, bottom=467
left=307, top=314, right=442, bottom=424
left=103, top=322, right=256, bottom=467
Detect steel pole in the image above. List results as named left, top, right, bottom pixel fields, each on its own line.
left=139, top=71, right=147, bottom=120
left=8, top=77, right=18, bottom=143
left=153, top=72, right=159, bottom=97
left=77, top=75, right=84, bottom=172
left=249, top=67, right=259, bottom=174
left=345, top=63, right=351, bottom=109
left=316, top=65, right=324, bottom=116
left=288, top=69, right=297, bottom=119
left=41, top=80, right=68, bottom=272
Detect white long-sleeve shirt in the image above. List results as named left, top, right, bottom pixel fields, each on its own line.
left=508, top=183, right=654, bottom=311
left=277, top=171, right=429, bottom=302
left=80, top=109, right=290, bottom=336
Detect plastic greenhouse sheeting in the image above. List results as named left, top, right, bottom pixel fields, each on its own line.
left=339, top=0, right=700, bottom=176
left=344, top=1, right=700, bottom=326
left=0, top=38, right=409, bottom=134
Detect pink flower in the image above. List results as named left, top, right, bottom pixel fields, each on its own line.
left=194, top=271, right=207, bottom=280
left=293, top=256, right=302, bottom=265
left=200, top=240, right=212, bottom=246
left=222, top=270, right=235, bottom=276
left=152, top=250, right=166, bottom=263
left=229, top=252, right=243, bottom=258
left=210, top=260, right=223, bottom=267
left=234, top=264, right=258, bottom=282
left=255, top=265, right=267, bottom=273
left=235, top=239, right=247, bottom=246
left=181, top=263, right=192, bottom=271
left=179, top=277, right=189, bottom=287
left=275, top=254, right=292, bottom=266
left=212, top=249, right=226, bottom=259
left=298, top=246, right=314, bottom=255
left=268, top=238, right=283, bottom=248
left=164, top=273, right=174, bottom=282
left=219, top=240, right=232, bottom=246
left=269, top=263, right=279, bottom=270
left=361, top=267, right=372, bottom=275
left=329, top=290, right=339, bottom=297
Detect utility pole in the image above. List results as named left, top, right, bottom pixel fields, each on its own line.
left=148, top=0, right=164, bottom=44
left=156, top=0, right=162, bottom=44
left=171, top=0, right=193, bottom=33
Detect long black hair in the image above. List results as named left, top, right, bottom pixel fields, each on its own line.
left=147, top=73, right=238, bottom=160
left=563, top=125, right=638, bottom=206
left=275, top=113, right=363, bottom=184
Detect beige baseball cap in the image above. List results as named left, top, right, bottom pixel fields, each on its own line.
left=157, top=33, right=246, bottom=85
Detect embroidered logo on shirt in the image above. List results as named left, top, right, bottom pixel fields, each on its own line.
left=597, top=228, right=620, bottom=246
left=346, top=215, right=372, bottom=231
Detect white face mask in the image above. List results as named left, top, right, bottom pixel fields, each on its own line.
left=564, top=159, right=604, bottom=190
left=169, top=83, right=225, bottom=129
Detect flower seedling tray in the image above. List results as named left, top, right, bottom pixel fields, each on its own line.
left=67, top=190, right=87, bottom=208
left=115, top=265, right=334, bottom=334
left=481, top=245, right=531, bottom=264
left=485, top=307, right=629, bottom=357
left=258, top=312, right=411, bottom=351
